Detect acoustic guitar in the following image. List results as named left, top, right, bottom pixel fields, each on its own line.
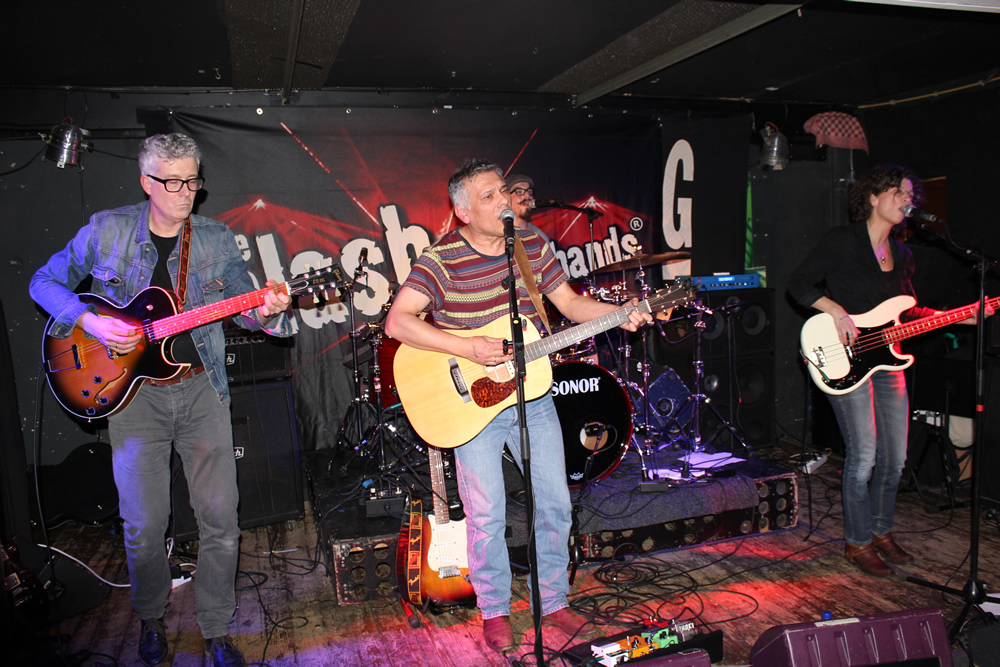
left=391, top=284, right=691, bottom=448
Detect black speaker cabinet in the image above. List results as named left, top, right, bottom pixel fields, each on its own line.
left=648, top=288, right=776, bottom=448
left=224, top=329, right=293, bottom=385
left=980, top=360, right=1000, bottom=510
left=699, top=288, right=775, bottom=357
left=171, top=379, right=303, bottom=542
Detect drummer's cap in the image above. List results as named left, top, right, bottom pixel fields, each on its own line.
left=505, top=174, right=533, bottom=191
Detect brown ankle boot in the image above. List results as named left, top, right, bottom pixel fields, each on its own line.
left=845, top=543, right=893, bottom=577
left=483, top=616, right=516, bottom=653
left=872, top=533, right=914, bottom=564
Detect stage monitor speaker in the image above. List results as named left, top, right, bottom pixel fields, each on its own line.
left=171, top=379, right=303, bottom=542
left=690, top=352, right=775, bottom=449
left=224, top=329, right=293, bottom=385
left=749, top=607, right=952, bottom=667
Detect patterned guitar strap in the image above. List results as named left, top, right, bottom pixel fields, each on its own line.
left=173, top=217, right=193, bottom=312
left=513, top=235, right=552, bottom=336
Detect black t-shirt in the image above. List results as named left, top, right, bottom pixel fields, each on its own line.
left=149, top=232, right=201, bottom=366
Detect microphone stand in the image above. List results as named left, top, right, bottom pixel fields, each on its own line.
left=903, top=219, right=1000, bottom=641
left=502, top=220, right=545, bottom=665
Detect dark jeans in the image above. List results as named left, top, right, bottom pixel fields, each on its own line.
left=109, top=372, right=240, bottom=638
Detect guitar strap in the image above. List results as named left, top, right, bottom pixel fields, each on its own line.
left=173, top=218, right=193, bottom=312
left=513, top=236, right=552, bottom=335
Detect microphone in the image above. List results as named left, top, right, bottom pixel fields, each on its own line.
left=358, top=246, right=368, bottom=266
left=501, top=208, right=516, bottom=247
left=902, top=204, right=942, bottom=224
left=532, top=199, right=561, bottom=208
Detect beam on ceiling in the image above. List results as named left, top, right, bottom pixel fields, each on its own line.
left=546, top=1, right=803, bottom=106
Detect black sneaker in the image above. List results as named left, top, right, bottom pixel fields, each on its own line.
left=138, top=617, right=168, bottom=666
left=205, top=635, right=247, bottom=667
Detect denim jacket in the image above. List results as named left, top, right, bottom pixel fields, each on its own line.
left=29, top=201, right=292, bottom=403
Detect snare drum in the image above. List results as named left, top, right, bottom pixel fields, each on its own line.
left=551, top=362, right=633, bottom=488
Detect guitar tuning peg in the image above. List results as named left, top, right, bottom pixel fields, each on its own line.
left=322, top=289, right=330, bottom=300
left=312, top=294, right=320, bottom=305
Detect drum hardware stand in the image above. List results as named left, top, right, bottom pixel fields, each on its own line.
left=332, top=259, right=380, bottom=472
left=643, top=299, right=749, bottom=487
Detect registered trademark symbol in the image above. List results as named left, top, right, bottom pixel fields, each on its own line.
left=629, top=217, right=643, bottom=232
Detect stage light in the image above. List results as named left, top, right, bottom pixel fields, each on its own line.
left=760, top=122, right=789, bottom=170
left=43, top=122, right=92, bottom=169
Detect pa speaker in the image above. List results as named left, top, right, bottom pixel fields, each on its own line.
left=686, top=352, right=775, bottom=449
left=978, top=358, right=1000, bottom=510
left=700, top=288, right=775, bottom=357
left=171, top=379, right=303, bottom=542
left=750, top=607, right=952, bottom=667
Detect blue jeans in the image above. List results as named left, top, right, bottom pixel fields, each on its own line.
left=828, top=370, right=909, bottom=546
left=454, top=394, right=572, bottom=619
left=109, top=372, right=240, bottom=639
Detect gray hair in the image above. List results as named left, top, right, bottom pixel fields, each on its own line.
left=138, top=133, right=201, bottom=175
left=448, top=158, right=504, bottom=209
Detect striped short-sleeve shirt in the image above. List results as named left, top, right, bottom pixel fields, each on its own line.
left=403, top=227, right=566, bottom=331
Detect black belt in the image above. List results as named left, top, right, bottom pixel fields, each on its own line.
left=146, top=365, right=205, bottom=386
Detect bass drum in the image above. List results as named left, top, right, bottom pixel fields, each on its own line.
left=551, top=362, right=633, bottom=489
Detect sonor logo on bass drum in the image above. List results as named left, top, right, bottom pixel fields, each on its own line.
left=550, top=376, right=601, bottom=396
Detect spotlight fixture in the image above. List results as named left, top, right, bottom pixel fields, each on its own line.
left=43, top=121, right=92, bottom=169
left=760, top=122, right=789, bottom=170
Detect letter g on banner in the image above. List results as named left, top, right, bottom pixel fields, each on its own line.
left=663, top=140, right=694, bottom=251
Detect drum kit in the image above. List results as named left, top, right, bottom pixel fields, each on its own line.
left=335, top=249, right=748, bottom=486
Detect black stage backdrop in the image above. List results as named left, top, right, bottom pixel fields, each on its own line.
left=158, top=108, right=748, bottom=451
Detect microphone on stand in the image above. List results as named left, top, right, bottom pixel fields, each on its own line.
left=502, top=208, right=516, bottom=248
left=532, top=199, right=561, bottom=209
left=358, top=246, right=369, bottom=267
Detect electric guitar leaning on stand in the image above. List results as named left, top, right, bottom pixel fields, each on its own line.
left=800, top=293, right=997, bottom=395
left=398, top=445, right=475, bottom=609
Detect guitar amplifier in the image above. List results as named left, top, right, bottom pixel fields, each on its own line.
left=224, top=330, right=293, bottom=384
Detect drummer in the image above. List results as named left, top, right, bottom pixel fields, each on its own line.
left=506, top=174, right=552, bottom=246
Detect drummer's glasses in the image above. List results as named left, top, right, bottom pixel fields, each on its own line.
left=510, top=187, right=533, bottom=197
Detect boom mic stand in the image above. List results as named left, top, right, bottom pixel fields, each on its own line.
left=903, top=220, right=1000, bottom=641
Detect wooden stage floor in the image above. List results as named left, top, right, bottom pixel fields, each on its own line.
left=15, top=445, right=1000, bottom=666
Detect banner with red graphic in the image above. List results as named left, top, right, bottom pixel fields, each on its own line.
left=171, top=106, right=747, bottom=448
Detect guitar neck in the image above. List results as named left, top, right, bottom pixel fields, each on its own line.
left=149, top=282, right=289, bottom=340
left=428, top=447, right=449, bottom=524
left=525, top=301, right=647, bottom=363
left=883, top=296, right=999, bottom=344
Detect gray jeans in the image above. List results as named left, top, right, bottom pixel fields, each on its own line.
left=109, top=371, right=240, bottom=638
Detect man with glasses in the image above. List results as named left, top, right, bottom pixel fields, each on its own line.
left=30, top=133, right=292, bottom=667
left=506, top=174, right=551, bottom=246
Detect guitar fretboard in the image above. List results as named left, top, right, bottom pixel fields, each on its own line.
left=881, top=296, right=1000, bottom=345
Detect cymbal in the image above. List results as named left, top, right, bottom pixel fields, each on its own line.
left=595, top=251, right=690, bottom=274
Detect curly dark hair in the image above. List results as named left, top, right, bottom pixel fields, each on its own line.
left=848, top=164, right=924, bottom=223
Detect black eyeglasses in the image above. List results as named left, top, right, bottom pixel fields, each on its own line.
left=510, top=187, right=533, bottom=197
left=147, top=174, right=205, bottom=192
